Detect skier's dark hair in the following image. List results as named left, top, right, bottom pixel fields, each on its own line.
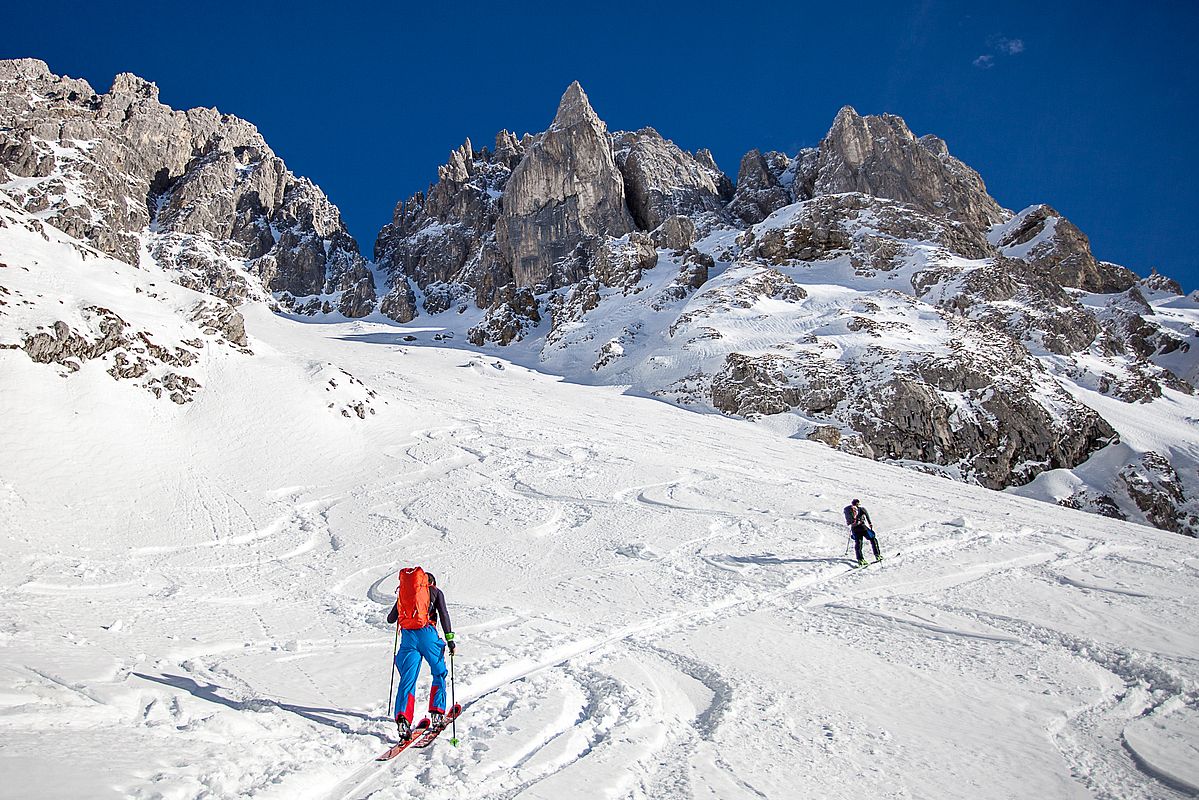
left=851, top=499, right=860, bottom=505
left=426, top=573, right=437, bottom=586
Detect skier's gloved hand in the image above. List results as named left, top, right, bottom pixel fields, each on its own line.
left=446, top=632, right=456, bottom=655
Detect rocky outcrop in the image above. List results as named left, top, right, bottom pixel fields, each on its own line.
left=726, top=149, right=812, bottom=225
left=17, top=306, right=215, bottom=404
left=710, top=312, right=1116, bottom=490
left=467, top=285, right=540, bottom=346
left=497, top=82, right=634, bottom=288
left=1118, top=452, right=1197, bottom=535
left=743, top=194, right=993, bottom=271
left=374, top=136, right=517, bottom=319
left=613, top=128, right=731, bottom=230
left=814, top=106, right=1006, bottom=231
left=0, top=59, right=374, bottom=317
left=994, top=205, right=1137, bottom=294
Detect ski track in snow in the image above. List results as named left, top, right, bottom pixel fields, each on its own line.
left=1, top=306, right=1197, bottom=800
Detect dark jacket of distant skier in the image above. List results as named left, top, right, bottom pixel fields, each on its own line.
left=843, top=499, right=882, bottom=563
left=388, top=567, right=455, bottom=733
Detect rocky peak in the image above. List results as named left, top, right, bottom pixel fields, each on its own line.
left=550, top=80, right=600, bottom=130
left=814, top=106, right=1005, bottom=230
left=993, top=204, right=1137, bottom=293
left=438, top=139, right=475, bottom=184
left=498, top=81, right=633, bottom=287
left=109, top=72, right=159, bottom=101
left=494, top=129, right=523, bottom=167
left=0, top=58, right=55, bottom=83
left=1142, top=268, right=1183, bottom=296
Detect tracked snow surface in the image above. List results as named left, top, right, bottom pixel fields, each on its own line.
left=1, top=198, right=1198, bottom=800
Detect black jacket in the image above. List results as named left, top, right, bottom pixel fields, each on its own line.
left=387, top=585, right=453, bottom=634
left=843, top=504, right=873, bottom=531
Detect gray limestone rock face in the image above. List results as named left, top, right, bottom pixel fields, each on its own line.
left=650, top=215, right=697, bottom=251
left=1118, top=452, right=1197, bottom=535
left=374, top=136, right=517, bottom=321
left=814, top=106, right=1006, bottom=231
left=0, top=59, right=375, bottom=317
left=726, top=148, right=813, bottom=225
left=995, top=205, right=1138, bottom=294
left=743, top=194, right=993, bottom=270
left=497, top=82, right=634, bottom=288
left=613, top=128, right=730, bottom=230
left=589, top=233, right=659, bottom=290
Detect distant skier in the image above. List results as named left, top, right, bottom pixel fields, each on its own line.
left=387, top=567, right=456, bottom=739
left=843, top=498, right=882, bottom=566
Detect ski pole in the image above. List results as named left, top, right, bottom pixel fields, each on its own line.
left=386, top=619, right=399, bottom=720
left=449, top=650, right=459, bottom=746
left=844, top=533, right=852, bottom=557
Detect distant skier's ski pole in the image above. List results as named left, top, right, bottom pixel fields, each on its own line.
left=387, top=619, right=399, bottom=720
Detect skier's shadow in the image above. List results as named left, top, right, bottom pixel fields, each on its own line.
left=133, top=672, right=386, bottom=739
left=716, top=553, right=844, bottom=566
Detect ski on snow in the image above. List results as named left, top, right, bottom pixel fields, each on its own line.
left=852, top=552, right=901, bottom=569
left=412, top=704, right=462, bottom=749
left=375, top=704, right=462, bottom=761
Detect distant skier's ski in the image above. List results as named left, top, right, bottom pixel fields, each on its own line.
left=375, top=720, right=430, bottom=761
left=412, top=704, right=462, bottom=749
left=852, top=552, right=901, bottom=569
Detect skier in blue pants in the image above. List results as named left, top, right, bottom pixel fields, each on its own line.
left=387, top=572, right=456, bottom=738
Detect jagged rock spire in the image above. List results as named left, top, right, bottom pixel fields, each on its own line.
left=551, top=80, right=601, bottom=130
left=498, top=81, right=633, bottom=287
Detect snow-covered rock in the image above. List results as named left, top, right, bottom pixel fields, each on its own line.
left=0, top=58, right=375, bottom=317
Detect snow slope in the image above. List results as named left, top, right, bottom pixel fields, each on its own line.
left=1, top=211, right=1198, bottom=799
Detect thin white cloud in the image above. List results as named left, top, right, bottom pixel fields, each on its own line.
left=973, top=54, right=995, bottom=69
left=999, top=37, right=1025, bottom=55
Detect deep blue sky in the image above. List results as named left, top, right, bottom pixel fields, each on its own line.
left=4, top=1, right=1196, bottom=288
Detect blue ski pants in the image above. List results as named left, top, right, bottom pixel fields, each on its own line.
left=393, top=625, right=447, bottom=723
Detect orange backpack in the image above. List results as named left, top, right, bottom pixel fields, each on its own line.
left=396, top=567, right=431, bottom=630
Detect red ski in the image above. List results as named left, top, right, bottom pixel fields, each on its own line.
left=375, top=719, right=430, bottom=761
left=412, top=703, right=463, bottom=749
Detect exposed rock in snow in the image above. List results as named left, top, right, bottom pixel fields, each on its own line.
left=1118, top=451, right=1197, bottom=534
left=815, top=106, right=1006, bottom=231
left=613, top=127, right=731, bottom=230
left=0, top=58, right=374, bottom=317
left=992, top=204, right=1138, bottom=293
left=0, top=190, right=249, bottom=403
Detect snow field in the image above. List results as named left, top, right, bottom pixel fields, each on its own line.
left=1, top=299, right=1197, bottom=798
